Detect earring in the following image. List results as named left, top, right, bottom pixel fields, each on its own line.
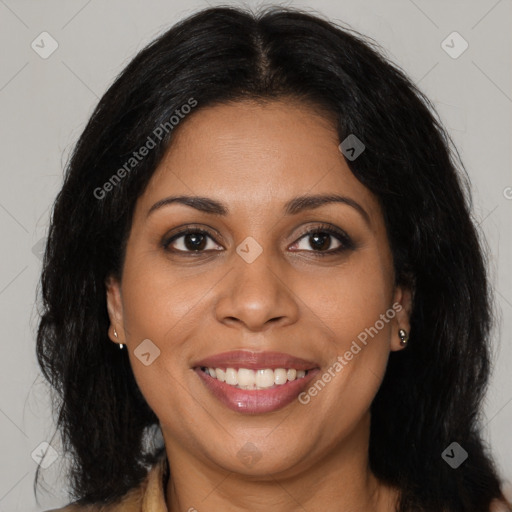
left=114, top=328, right=124, bottom=350
left=398, top=328, right=409, bottom=347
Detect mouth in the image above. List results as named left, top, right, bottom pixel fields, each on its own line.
left=199, top=366, right=310, bottom=389
left=192, top=351, right=320, bottom=414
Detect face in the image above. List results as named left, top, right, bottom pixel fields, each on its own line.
left=106, top=99, right=411, bottom=478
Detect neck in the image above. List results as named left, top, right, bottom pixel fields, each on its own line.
left=164, top=415, right=398, bottom=512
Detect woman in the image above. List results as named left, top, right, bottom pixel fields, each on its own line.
left=36, top=5, right=510, bottom=511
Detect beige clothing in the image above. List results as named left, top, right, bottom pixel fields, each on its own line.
left=46, top=458, right=168, bottom=512
left=45, top=458, right=512, bottom=512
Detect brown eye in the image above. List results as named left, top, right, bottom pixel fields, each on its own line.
left=289, top=224, right=354, bottom=255
left=164, top=229, right=223, bottom=253
left=305, top=232, right=341, bottom=251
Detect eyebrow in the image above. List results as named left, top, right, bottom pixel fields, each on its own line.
left=147, top=193, right=370, bottom=225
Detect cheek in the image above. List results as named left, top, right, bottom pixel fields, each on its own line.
left=118, top=255, right=219, bottom=413
left=296, top=251, right=394, bottom=407
left=302, top=251, right=392, bottom=346
left=120, top=253, right=212, bottom=343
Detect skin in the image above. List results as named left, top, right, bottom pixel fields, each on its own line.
left=106, top=99, right=412, bottom=512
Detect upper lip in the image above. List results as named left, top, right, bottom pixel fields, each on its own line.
left=192, top=350, right=319, bottom=371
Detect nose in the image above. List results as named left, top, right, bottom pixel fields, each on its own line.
left=214, top=247, right=300, bottom=332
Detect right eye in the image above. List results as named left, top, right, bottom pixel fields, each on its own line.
left=163, top=228, right=224, bottom=254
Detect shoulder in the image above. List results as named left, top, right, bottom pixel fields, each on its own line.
left=42, top=489, right=141, bottom=512
left=490, top=498, right=512, bottom=512
left=43, top=487, right=143, bottom=512
left=44, top=456, right=168, bottom=512
left=44, top=505, right=95, bottom=512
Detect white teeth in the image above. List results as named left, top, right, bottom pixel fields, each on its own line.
left=238, top=368, right=255, bottom=388
left=255, top=369, right=275, bottom=388
left=203, top=367, right=309, bottom=389
left=274, top=368, right=288, bottom=385
left=225, top=368, right=238, bottom=386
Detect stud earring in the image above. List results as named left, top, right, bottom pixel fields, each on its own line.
left=398, top=328, right=409, bottom=347
left=114, top=328, right=124, bottom=349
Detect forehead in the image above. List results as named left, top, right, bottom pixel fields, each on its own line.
left=138, top=99, right=379, bottom=221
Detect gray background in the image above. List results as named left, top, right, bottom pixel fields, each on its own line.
left=0, top=0, right=511, bottom=510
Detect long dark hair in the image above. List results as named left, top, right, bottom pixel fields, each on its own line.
left=35, top=5, right=508, bottom=511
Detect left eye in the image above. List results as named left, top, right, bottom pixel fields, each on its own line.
left=290, top=230, right=344, bottom=253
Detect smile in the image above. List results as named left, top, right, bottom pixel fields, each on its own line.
left=200, top=367, right=308, bottom=390
left=193, top=351, right=320, bottom=414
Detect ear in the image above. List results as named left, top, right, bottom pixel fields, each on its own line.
left=390, top=284, right=413, bottom=352
left=105, top=275, right=125, bottom=345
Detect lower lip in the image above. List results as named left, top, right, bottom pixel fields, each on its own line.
left=194, top=367, right=320, bottom=414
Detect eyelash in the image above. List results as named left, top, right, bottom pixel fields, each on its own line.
left=162, top=223, right=355, bottom=257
